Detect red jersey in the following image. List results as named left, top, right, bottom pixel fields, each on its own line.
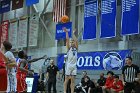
left=0, top=60, right=5, bottom=68
left=16, top=60, right=28, bottom=92
left=16, top=61, right=28, bottom=76
left=111, top=80, right=124, bottom=92
left=0, top=59, right=7, bottom=91
left=105, top=77, right=114, bottom=89
left=0, top=52, right=6, bottom=68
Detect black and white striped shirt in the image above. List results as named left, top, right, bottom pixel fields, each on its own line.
left=122, top=64, right=139, bottom=83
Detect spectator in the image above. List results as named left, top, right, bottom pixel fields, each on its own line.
left=122, top=57, right=140, bottom=93
left=96, top=73, right=106, bottom=93
left=88, top=79, right=96, bottom=93
left=74, top=71, right=89, bottom=93
left=102, top=71, right=114, bottom=93
left=78, top=76, right=96, bottom=93
left=81, top=71, right=88, bottom=86
left=111, top=75, right=124, bottom=93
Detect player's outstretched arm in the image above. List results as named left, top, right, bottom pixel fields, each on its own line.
left=28, top=55, right=47, bottom=63
left=73, top=29, right=78, bottom=49
left=63, top=27, right=70, bottom=51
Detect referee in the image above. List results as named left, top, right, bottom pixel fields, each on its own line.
left=122, top=57, right=140, bottom=93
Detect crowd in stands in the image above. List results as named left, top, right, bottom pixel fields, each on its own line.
left=74, top=70, right=140, bottom=93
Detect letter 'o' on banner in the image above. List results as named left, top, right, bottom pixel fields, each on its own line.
left=83, top=0, right=97, bottom=40
left=121, top=0, right=139, bottom=35
left=100, top=0, right=116, bottom=38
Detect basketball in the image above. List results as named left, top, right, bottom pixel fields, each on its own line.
left=61, top=15, right=69, bottom=23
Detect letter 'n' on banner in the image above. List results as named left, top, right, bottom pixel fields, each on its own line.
left=83, top=0, right=97, bottom=40
left=100, top=0, right=117, bottom=38
left=121, top=0, right=139, bottom=35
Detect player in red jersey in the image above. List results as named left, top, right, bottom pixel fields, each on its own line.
left=0, top=50, right=8, bottom=92
left=16, top=50, right=47, bottom=93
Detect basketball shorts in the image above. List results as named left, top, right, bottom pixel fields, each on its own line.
left=65, top=64, right=77, bottom=76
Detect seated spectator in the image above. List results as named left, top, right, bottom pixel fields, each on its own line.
left=102, top=71, right=114, bottom=93
left=75, top=71, right=88, bottom=93
left=111, top=75, right=124, bottom=93
left=88, top=79, right=96, bottom=93
left=96, top=73, right=106, bottom=93
left=80, top=76, right=96, bottom=93
left=81, top=71, right=88, bottom=85
left=83, top=76, right=91, bottom=93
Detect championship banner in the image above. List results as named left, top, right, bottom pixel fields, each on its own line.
left=100, top=0, right=116, bottom=38
left=9, top=20, right=18, bottom=49
left=57, top=50, right=132, bottom=70
left=55, top=22, right=72, bottom=40
left=83, top=0, right=97, bottom=40
left=18, top=18, right=28, bottom=48
left=0, top=0, right=11, bottom=14
left=12, top=0, right=24, bottom=10
left=29, top=14, right=39, bottom=46
left=1, top=20, right=9, bottom=46
left=26, top=0, right=39, bottom=6
left=121, top=0, right=139, bottom=35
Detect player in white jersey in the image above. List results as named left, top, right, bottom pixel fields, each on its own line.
left=1, top=41, right=17, bottom=93
left=63, top=27, right=78, bottom=93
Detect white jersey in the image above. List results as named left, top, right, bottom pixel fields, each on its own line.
left=5, top=51, right=17, bottom=92
left=67, top=47, right=77, bottom=65
left=65, top=47, right=77, bottom=75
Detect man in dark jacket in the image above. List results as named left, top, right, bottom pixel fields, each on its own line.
left=46, top=59, right=60, bottom=93
left=96, top=73, right=106, bottom=93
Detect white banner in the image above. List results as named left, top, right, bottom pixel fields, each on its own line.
left=29, top=14, right=39, bottom=46
left=18, top=18, right=28, bottom=48
left=9, top=21, right=18, bottom=49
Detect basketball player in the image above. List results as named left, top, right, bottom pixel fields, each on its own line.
left=16, top=50, right=47, bottom=92
left=0, top=50, right=8, bottom=92
left=1, top=41, right=17, bottom=93
left=63, top=27, right=78, bottom=93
